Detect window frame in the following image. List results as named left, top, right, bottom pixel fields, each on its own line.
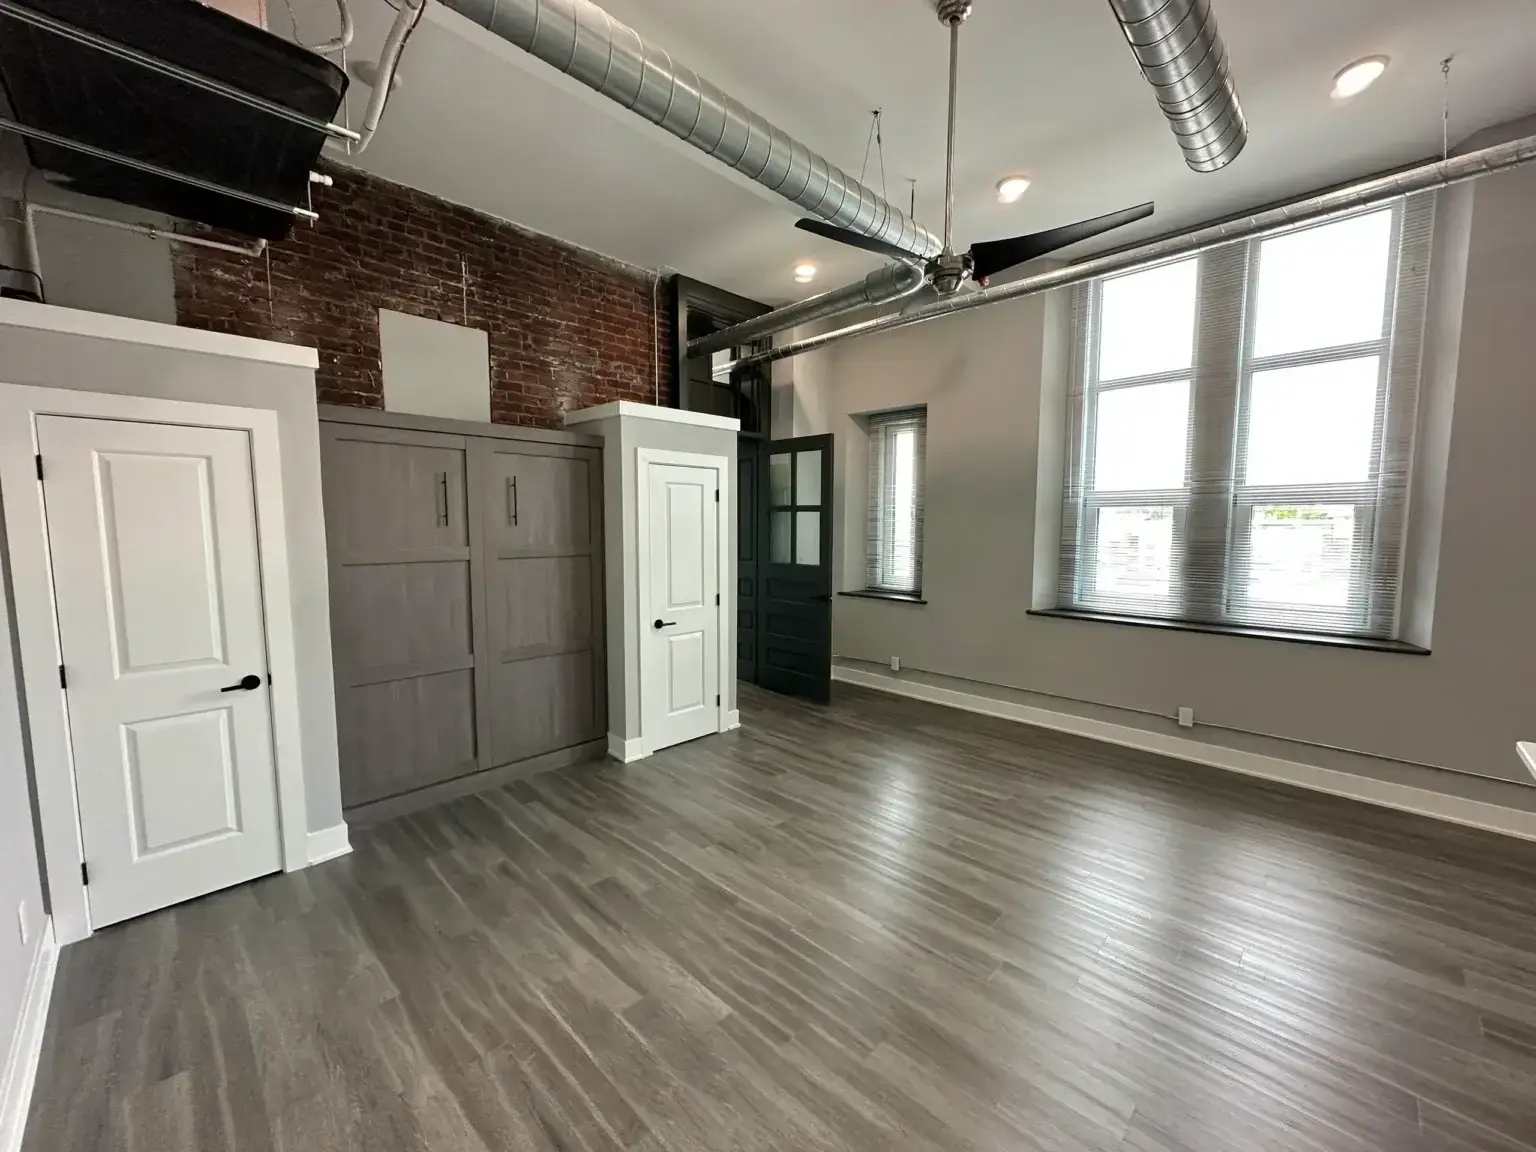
left=1060, top=197, right=1433, bottom=642
left=864, top=406, right=927, bottom=598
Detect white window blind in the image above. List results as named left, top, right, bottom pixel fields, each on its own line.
left=866, top=407, right=927, bottom=595
left=1058, top=194, right=1435, bottom=640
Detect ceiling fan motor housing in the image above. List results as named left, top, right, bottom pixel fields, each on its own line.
left=934, top=0, right=973, bottom=25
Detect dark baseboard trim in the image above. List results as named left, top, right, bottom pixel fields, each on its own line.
left=1027, top=608, right=1430, bottom=655
left=344, top=739, right=606, bottom=825
left=839, top=589, right=928, bottom=606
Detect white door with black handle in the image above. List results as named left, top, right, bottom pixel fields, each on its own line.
left=39, top=416, right=283, bottom=928
left=641, top=458, right=721, bottom=753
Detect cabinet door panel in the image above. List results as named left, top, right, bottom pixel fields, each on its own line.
left=325, top=434, right=468, bottom=557
left=489, top=652, right=598, bottom=766
left=486, top=451, right=591, bottom=556
left=489, top=555, right=593, bottom=662
left=338, top=669, right=478, bottom=806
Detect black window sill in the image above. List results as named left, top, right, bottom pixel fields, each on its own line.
left=1027, top=608, right=1430, bottom=655
left=839, top=589, right=928, bottom=606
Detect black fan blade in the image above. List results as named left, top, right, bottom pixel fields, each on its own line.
left=969, top=202, right=1155, bottom=282
left=794, top=218, right=916, bottom=263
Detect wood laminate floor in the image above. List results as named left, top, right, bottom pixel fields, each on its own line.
left=24, top=683, right=1536, bottom=1152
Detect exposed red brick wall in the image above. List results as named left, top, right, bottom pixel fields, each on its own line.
left=173, top=167, right=672, bottom=427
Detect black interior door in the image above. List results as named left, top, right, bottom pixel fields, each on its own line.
left=737, top=438, right=761, bottom=685
left=757, top=435, right=834, bottom=703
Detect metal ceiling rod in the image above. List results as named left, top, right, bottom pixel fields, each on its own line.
left=0, top=118, right=321, bottom=220
left=0, top=0, right=361, bottom=142
left=1105, top=0, right=1246, bottom=173
left=723, top=132, right=1536, bottom=371
left=687, top=262, right=927, bottom=358
left=438, top=0, right=943, bottom=260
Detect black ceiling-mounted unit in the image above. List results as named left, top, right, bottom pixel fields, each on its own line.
left=0, top=0, right=349, bottom=240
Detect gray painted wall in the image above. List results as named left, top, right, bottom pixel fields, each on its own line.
left=0, top=504, right=47, bottom=1093
left=574, top=410, right=739, bottom=742
left=0, top=305, right=345, bottom=830
left=793, top=161, right=1536, bottom=787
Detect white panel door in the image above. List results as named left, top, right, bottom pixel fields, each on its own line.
left=38, top=416, right=282, bottom=928
left=642, top=462, right=720, bottom=753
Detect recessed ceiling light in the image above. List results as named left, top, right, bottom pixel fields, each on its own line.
left=996, top=175, right=1032, bottom=204
left=794, top=262, right=818, bottom=283
left=1332, top=55, right=1389, bottom=100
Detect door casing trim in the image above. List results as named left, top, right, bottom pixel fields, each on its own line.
left=0, top=385, right=310, bottom=945
left=634, top=447, right=731, bottom=757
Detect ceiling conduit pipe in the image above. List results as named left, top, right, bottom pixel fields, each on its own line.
left=724, top=132, right=1536, bottom=370
left=1105, top=0, right=1247, bottom=173
left=687, top=261, right=927, bottom=358
left=437, top=0, right=943, bottom=260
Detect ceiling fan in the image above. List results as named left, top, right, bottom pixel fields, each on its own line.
left=796, top=0, right=1155, bottom=296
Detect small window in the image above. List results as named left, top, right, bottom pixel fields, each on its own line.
left=865, top=407, right=927, bottom=596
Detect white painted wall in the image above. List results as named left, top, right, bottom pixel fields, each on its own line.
left=0, top=302, right=345, bottom=830
left=789, top=160, right=1536, bottom=788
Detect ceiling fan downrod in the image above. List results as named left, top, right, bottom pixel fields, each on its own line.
left=933, top=0, right=973, bottom=294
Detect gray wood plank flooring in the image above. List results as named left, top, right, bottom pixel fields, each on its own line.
left=24, top=683, right=1536, bottom=1151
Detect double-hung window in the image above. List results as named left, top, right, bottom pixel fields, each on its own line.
left=1057, top=194, right=1434, bottom=641
left=865, top=407, right=927, bottom=596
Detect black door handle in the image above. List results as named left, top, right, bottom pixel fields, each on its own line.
left=221, top=674, right=262, bottom=693
left=653, top=619, right=677, bottom=630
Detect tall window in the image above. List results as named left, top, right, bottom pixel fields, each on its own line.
left=1058, top=194, right=1434, bottom=641
left=866, top=407, right=927, bottom=596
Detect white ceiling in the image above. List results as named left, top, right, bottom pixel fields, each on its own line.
left=278, top=0, right=1536, bottom=304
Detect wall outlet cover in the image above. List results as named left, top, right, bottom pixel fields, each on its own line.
left=890, top=656, right=901, bottom=672
left=1177, top=706, right=1195, bottom=729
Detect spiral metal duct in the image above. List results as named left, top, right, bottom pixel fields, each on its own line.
left=439, top=0, right=943, bottom=259
left=1106, top=0, right=1247, bottom=173
left=688, top=261, right=927, bottom=358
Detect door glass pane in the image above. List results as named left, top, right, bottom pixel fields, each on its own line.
left=770, top=510, right=791, bottom=562
left=1097, top=258, right=1198, bottom=381
left=1093, top=379, right=1190, bottom=492
left=1254, top=210, right=1392, bottom=357
left=796, top=511, right=820, bottom=565
left=769, top=454, right=792, bottom=506
left=1245, top=504, right=1356, bottom=607
left=1093, top=506, right=1174, bottom=599
left=796, top=450, right=823, bottom=506
left=1244, top=357, right=1379, bottom=485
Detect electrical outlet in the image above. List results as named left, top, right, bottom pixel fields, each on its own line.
left=17, top=901, right=29, bottom=947
left=1177, top=706, right=1195, bottom=729
left=890, top=656, right=901, bottom=673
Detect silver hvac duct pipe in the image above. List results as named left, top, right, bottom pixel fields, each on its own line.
left=688, top=262, right=927, bottom=358
left=1106, top=0, right=1246, bottom=173
left=726, top=133, right=1536, bottom=370
left=439, top=0, right=943, bottom=260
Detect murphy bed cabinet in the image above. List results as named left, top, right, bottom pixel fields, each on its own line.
left=319, top=407, right=605, bottom=821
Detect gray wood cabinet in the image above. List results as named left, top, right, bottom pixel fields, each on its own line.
left=320, top=409, right=605, bottom=821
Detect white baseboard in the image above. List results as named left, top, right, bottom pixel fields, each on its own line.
left=607, top=733, right=647, bottom=763
left=0, top=917, right=57, bottom=1152
left=834, top=665, right=1536, bottom=843
left=305, top=823, right=352, bottom=865
left=724, top=709, right=741, bottom=731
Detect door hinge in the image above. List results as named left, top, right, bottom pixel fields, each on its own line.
left=715, top=593, right=720, bottom=606
left=58, top=664, right=67, bottom=690
left=35, top=454, right=43, bottom=482
left=716, top=694, right=721, bottom=706
left=715, top=489, right=720, bottom=502
left=80, top=862, right=89, bottom=886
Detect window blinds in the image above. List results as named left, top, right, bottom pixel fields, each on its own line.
left=1057, top=193, right=1436, bottom=640
left=866, top=407, right=927, bottom=595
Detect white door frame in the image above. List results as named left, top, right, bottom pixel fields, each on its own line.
left=634, top=447, right=730, bottom=757
left=0, top=384, right=309, bottom=945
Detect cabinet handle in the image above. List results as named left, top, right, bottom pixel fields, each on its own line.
left=438, top=471, right=449, bottom=527
left=508, top=476, right=519, bottom=527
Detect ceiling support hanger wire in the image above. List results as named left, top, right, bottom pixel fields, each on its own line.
left=1441, top=55, right=1454, bottom=161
